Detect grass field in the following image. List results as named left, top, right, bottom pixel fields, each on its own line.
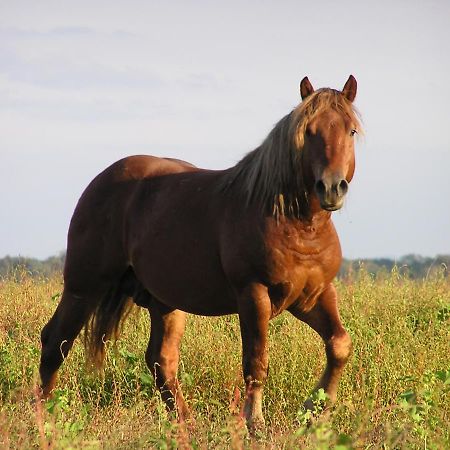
left=0, top=270, right=449, bottom=449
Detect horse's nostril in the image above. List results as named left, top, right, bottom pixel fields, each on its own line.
left=338, top=179, right=349, bottom=196
left=338, top=180, right=348, bottom=195
left=315, top=180, right=326, bottom=195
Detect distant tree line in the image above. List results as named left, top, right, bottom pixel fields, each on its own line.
left=0, top=253, right=66, bottom=278
left=0, top=252, right=448, bottom=280
left=339, top=254, right=449, bottom=279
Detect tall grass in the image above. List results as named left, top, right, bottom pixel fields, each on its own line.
left=0, top=270, right=449, bottom=448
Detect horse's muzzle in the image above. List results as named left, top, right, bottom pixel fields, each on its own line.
left=314, top=177, right=349, bottom=211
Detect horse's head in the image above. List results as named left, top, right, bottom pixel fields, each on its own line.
left=296, top=76, right=359, bottom=212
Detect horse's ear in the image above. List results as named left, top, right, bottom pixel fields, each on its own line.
left=300, top=76, right=314, bottom=100
left=342, top=75, right=357, bottom=102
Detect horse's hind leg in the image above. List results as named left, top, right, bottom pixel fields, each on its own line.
left=40, top=288, right=94, bottom=397
left=143, top=295, right=189, bottom=421
left=289, top=283, right=352, bottom=411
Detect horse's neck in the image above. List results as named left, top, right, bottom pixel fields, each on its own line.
left=280, top=201, right=332, bottom=230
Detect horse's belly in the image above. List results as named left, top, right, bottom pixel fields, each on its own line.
left=166, top=292, right=238, bottom=316
left=151, top=278, right=238, bottom=316
left=131, top=248, right=238, bottom=316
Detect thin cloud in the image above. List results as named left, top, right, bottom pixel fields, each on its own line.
left=0, top=26, right=136, bottom=39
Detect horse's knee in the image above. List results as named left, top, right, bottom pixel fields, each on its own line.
left=41, top=322, right=51, bottom=346
left=41, top=313, right=59, bottom=346
left=145, top=347, right=158, bottom=377
left=158, top=353, right=179, bottom=379
left=146, top=349, right=178, bottom=380
left=327, top=331, right=352, bottom=366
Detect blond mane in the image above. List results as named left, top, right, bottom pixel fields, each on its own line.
left=222, top=88, right=361, bottom=218
left=290, top=88, right=362, bottom=149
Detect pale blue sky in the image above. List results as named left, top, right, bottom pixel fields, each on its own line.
left=1, top=0, right=449, bottom=259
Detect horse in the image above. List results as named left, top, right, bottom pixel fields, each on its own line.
left=39, top=75, right=361, bottom=430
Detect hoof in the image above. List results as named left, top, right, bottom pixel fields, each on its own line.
left=37, top=384, right=53, bottom=401
left=299, top=401, right=331, bottom=428
left=246, top=416, right=266, bottom=437
left=303, top=389, right=329, bottom=415
left=176, top=409, right=190, bottom=424
left=303, top=398, right=315, bottom=413
left=181, top=415, right=197, bottom=434
left=300, top=390, right=332, bottom=426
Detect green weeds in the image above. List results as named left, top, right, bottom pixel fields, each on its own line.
left=0, top=272, right=449, bottom=448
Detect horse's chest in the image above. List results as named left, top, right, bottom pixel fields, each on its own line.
left=264, top=224, right=340, bottom=315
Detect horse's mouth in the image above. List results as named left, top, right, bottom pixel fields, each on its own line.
left=321, top=200, right=344, bottom=212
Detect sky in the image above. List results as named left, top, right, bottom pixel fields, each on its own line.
left=1, top=0, right=449, bottom=260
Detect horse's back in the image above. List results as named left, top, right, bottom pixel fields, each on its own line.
left=63, top=155, right=198, bottom=291
left=109, top=155, right=197, bottom=181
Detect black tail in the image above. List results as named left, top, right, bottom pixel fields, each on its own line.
left=83, top=269, right=136, bottom=368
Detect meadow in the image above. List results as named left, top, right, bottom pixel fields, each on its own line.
left=0, top=270, right=449, bottom=449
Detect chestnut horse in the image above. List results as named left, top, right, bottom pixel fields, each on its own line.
left=40, top=76, right=361, bottom=429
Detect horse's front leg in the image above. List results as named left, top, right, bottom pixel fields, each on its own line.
left=237, top=283, right=271, bottom=431
left=289, top=283, right=352, bottom=412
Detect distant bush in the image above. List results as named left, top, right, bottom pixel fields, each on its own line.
left=339, top=254, right=449, bottom=280
left=0, top=253, right=65, bottom=278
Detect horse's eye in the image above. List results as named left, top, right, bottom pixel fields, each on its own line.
left=350, top=129, right=357, bottom=137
